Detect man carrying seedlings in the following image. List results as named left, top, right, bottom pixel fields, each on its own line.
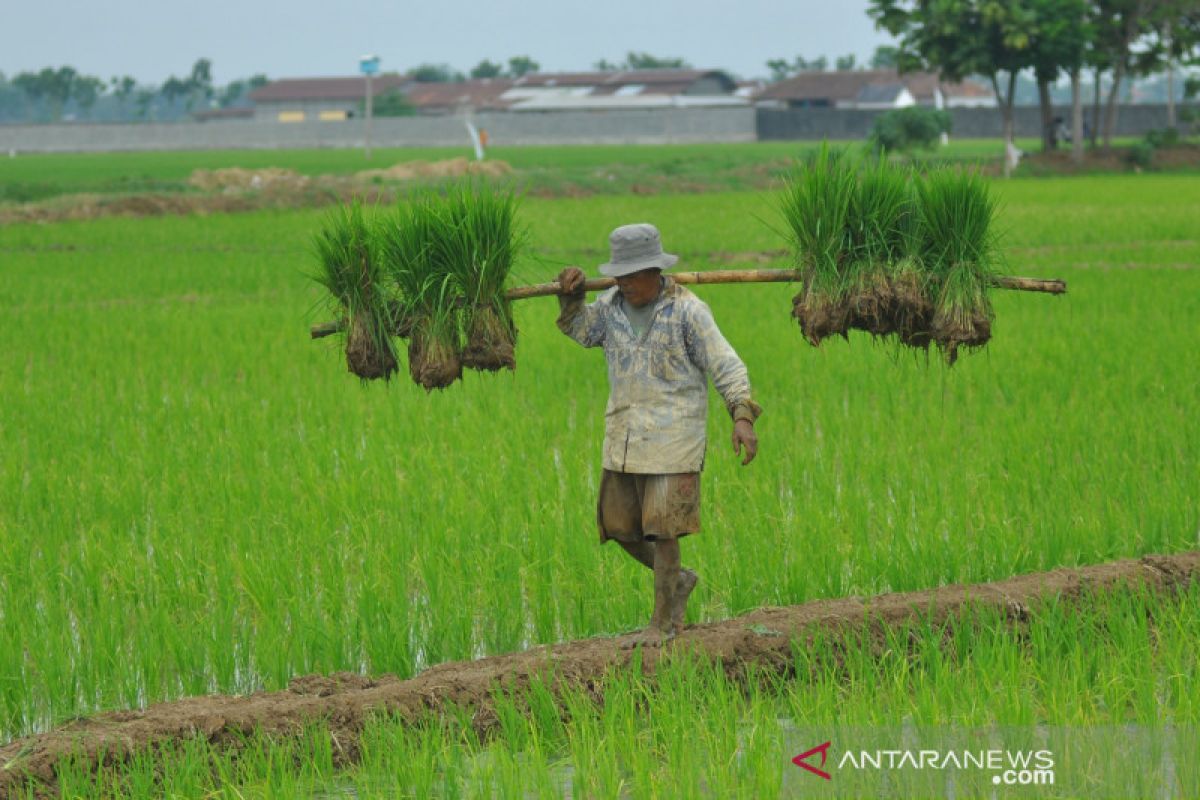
left=557, top=223, right=761, bottom=646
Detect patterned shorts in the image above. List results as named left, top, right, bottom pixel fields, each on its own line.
left=596, top=469, right=701, bottom=543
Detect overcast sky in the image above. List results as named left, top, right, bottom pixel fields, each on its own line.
left=3, top=0, right=894, bottom=85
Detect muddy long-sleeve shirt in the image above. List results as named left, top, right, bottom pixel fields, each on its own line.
left=557, top=277, right=761, bottom=474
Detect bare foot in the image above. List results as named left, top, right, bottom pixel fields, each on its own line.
left=672, top=569, right=698, bottom=630
left=622, top=624, right=676, bottom=649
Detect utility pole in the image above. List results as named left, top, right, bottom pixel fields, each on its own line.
left=360, top=54, right=380, bottom=160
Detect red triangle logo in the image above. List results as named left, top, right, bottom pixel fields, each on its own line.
left=793, top=741, right=832, bottom=780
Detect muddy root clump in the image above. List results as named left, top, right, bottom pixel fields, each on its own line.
left=408, top=328, right=463, bottom=391
left=792, top=290, right=851, bottom=346
left=889, top=271, right=936, bottom=349
left=462, top=305, right=517, bottom=372
left=932, top=312, right=993, bottom=365
left=345, top=314, right=398, bottom=380
left=846, top=272, right=895, bottom=337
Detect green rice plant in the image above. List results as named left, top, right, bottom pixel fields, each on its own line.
left=915, top=168, right=1000, bottom=362
left=378, top=195, right=464, bottom=390
left=312, top=200, right=399, bottom=380
left=777, top=143, right=858, bottom=345
left=845, top=159, right=913, bottom=335
left=427, top=181, right=527, bottom=372
left=377, top=181, right=526, bottom=387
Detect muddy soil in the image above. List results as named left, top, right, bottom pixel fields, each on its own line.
left=2, top=551, right=1197, bottom=797
left=0, top=159, right=517, bottom=225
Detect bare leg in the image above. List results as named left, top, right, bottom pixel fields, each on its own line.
left=619, top=539, right=697, bottom=637
left=617, top=539, right=655, bottom=570
left=672, top=568, right=698, bottom=630
left=625, top=538, right=681, bottom=647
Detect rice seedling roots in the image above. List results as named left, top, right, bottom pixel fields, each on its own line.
left=345, top=314, right=398, bottom=380
left=407, top=326, right=463, bottom=391
left=5, top=550, right=1198, bottom=797
left=462, top=306, right=517, bottom=372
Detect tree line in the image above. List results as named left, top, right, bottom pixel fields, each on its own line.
left=0, top=59, right=266, bottom=123
left=869, top=0, right=1200, bottom=165
left=407, top=52, right=692, bottom=83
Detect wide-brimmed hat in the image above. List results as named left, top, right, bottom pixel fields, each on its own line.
left=598, top=223, right=679, bottom=277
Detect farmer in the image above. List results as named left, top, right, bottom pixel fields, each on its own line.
left=557, top=223, right=761, bottom=645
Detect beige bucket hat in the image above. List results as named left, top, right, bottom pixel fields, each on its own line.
left=598, top=223, right=679, bottom=277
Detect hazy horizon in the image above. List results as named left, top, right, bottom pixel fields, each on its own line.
left=3, top=0, right=892, bottom=85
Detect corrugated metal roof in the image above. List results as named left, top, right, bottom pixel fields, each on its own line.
left=513, top=69, right=734, bottom=93
left=756, top=70, right=991, bottom=103
left=249, top=75, right=411, bottom=102
left=855, top=83, right=908, bottom=104
left=404, top=79, right=516, bottom=111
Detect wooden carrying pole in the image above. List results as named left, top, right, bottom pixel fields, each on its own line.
left=311, top=269, right=1066, bottom=339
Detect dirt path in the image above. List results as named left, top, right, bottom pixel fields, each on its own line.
left=3, top=551, right=1198, bottom=796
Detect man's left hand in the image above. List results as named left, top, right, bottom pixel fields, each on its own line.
left=732, top=420, right=757, bottom=466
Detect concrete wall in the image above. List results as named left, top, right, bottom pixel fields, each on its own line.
left=0, top=107, right=757, bottom=153
left=0, top=104, right=1177, bottom=153
left=758, top=104, right=1174, bottom=141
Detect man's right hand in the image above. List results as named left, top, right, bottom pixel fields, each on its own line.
left=558, top=267, right=586, bottom=297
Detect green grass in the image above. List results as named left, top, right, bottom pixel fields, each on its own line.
left=0, top=139, right=1048, bottom=203
left=36, top=584, right=1200, bottom=798
left=1, top=166, right=1198, bottom=793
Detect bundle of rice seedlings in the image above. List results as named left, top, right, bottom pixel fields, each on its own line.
left=379, top=196, right=463, bottom=391
left=431, top=182, right=526, bottom=372
left=313, top=201, right=400, bottom=381
left=407, top=278, right=465, bottom=391
left=915, top=169, right=998, bottom=363
left=779, top=145, right=857, bottom=345
left=845, top=160, right=912, bottom=336
left=886, top=179, right=936, bottom=349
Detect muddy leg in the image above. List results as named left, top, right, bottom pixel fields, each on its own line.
left=672, top=568, right=698, bottom=630
left=618, top=540, right=696, bottom=630
left=624, top=538, right=681, bottom=647
left=617, top=540, right=655, bottom=570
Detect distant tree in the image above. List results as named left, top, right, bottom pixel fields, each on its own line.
left=469, top=59, right=504, bottom=79
left=1091, top=0, right=1164, bottom=147
left=835, top=54, right=857, bottom=71
left=0, top=71, right=28, bottom=121
left=1020, top=0, right=1091, bottom=155
left=870, top=0, right=1036, bottom=176
left=135, top=88, right=156, bottom=120
left=1148, top=1, right=1200, bottom=128
left=187, top=58, right=214, bottom=109
left=507, top=55, right=540, bottom=77
left=71, top=75, right=105, bottom=117
left=15, top=66, right=79, bottom=120
left=218, top=80, right=247, bottom=107
left=869, top=106, right=952, bottom=152
left=160, top=75, right=190, bottom=108
left=593, top=58, right=619, bottom=71
left=12, top=71, right=47, bottom=109
left=870, top=45, right=901, bottom=69
left=409, top=63, right=463, bottom=82
left=623, top=52, right=691, bottom=69
left=111, top=75, right=137, bottom=114
left=765, top=54, right=830, bottom=81
left=369, top=89, right=416, bottom=117
left=217, top=74, right=267, bottom=108
left=766, top=59, right=793, bottom=82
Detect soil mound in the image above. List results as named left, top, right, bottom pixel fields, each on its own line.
left=188, top=167, right=312, bottom=192
left=356, top=157, right=513, bottom=182
left=2, top=550, right=1197, bottom=797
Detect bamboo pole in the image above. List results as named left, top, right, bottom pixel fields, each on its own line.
left=311, top=269, right=1067, bottom=339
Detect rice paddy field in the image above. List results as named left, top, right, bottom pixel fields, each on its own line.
left=1, top=145, right=1199, bottom=797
